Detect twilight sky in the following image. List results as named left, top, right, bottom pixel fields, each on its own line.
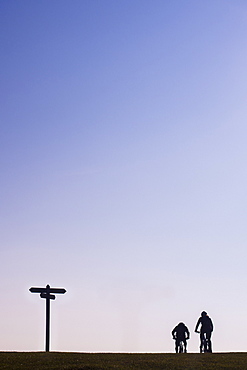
left=1, top=0, right=247, bottom=353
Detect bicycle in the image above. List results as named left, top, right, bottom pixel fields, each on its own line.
left=173, top=337, right=187, bottom=353
left=195, top=331, right=212, bottom=353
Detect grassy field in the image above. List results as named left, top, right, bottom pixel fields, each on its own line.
left=1, top=352, right=247, bottom=370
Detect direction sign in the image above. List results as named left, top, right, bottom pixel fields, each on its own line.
left=30, top=287, right=66, bottom=294
left=49, top=288, right=66, bottom=294
left=40, top=292, right=56, bottom=300
left=29, top=287, right=47, bottom=293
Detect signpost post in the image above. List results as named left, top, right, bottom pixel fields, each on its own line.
left=29, top=284, right=66, bottom=352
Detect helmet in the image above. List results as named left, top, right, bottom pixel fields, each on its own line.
left=201, top=311, right=207, bottom=316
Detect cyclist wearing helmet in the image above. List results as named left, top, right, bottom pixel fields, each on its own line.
left=172, top=322, right=190, bottom=353
left=195, top=311, right=213, bottom=353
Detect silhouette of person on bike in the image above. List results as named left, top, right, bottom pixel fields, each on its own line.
left=195, top=311, right=213, bottom=353
left=172, top=322, right=190, bottom=353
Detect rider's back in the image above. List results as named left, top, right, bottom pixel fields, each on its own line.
left=174, top=323, right=189, bottom=339
left=201, top=316, right=213, bottom=332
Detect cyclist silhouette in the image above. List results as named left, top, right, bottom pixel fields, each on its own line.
left=195, top=311, right=213, bottom=353
left=172, top=322, right=190, bottom=353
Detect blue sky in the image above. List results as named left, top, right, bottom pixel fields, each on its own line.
left=1, top=0, right=247, bottom=352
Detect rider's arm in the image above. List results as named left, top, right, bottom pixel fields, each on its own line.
left=185, top=327, right=190, bottom=339
left=195, top=318, right=201, bottom=333
left=210, top=318, right=214, bottom=332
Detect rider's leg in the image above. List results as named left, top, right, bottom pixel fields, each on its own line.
left=175, top=339, right=179, bottom=353
left=200, top=332, right=204, bottom=353
left=183, top=339, right=187, bottom=353
left=206, top=332, right=212, bottom=353
left=179, top=343, right=183, bottom=353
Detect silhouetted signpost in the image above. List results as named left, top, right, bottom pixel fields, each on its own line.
left=29, top=284, right=66, bottom=352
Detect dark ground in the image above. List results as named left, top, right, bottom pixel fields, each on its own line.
left=1, top=352, right=247, bottom=369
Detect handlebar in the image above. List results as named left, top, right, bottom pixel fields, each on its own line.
left=172, top=337, right=190, bottom=340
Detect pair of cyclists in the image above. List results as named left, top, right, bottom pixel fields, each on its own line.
left=171, top=311, right=213, bottom=353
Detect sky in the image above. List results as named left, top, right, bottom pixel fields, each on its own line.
left=1, top=0, right=247, bottom=353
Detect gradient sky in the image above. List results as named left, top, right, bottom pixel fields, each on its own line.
left=1, top=0, right=247, bottom=353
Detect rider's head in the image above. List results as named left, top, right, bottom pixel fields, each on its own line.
left=201, top=311, right=207, bottom=317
